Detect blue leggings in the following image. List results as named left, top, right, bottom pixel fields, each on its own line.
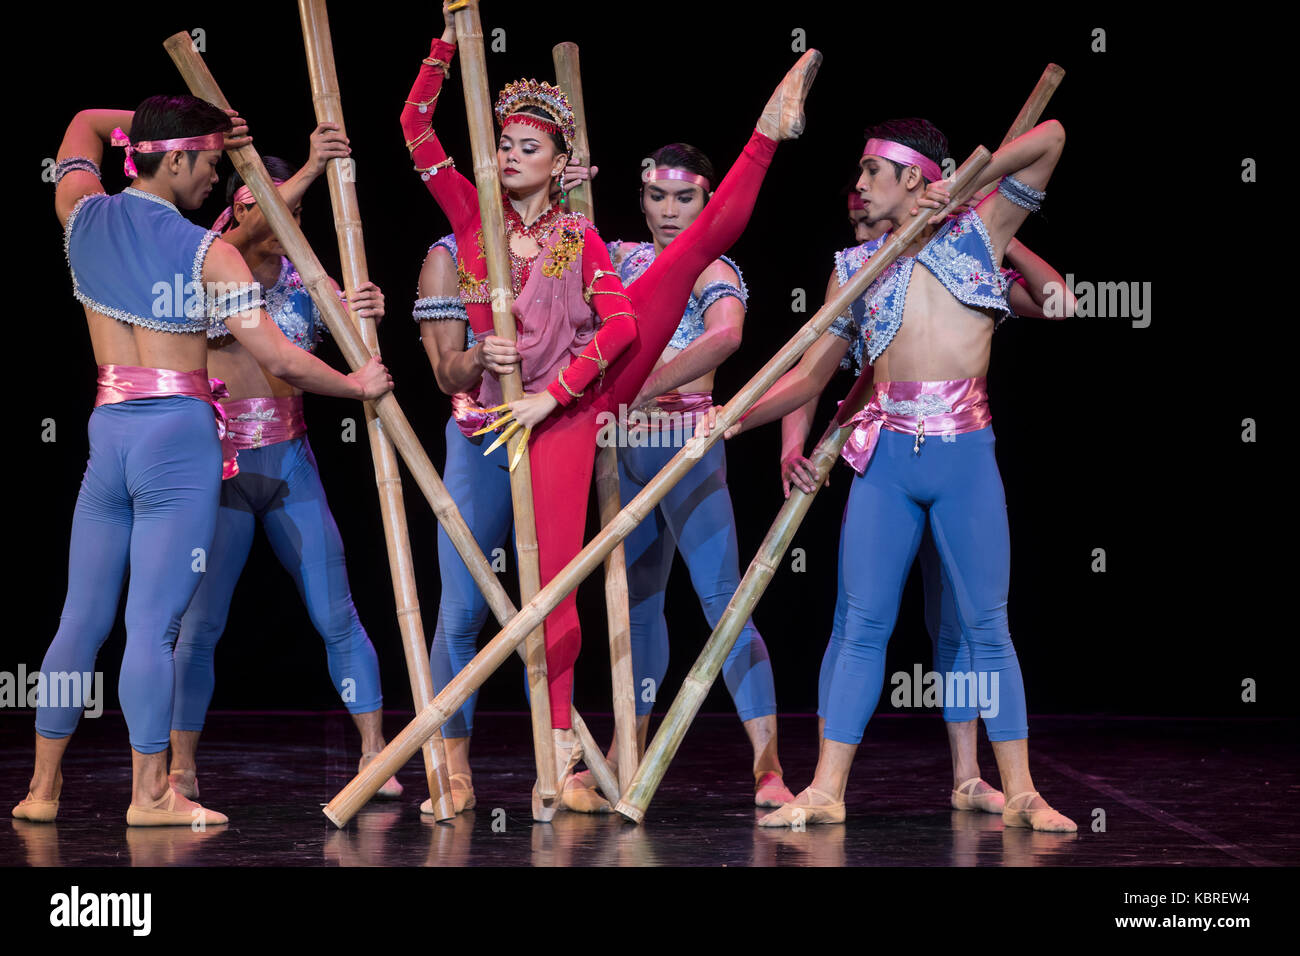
left=172, top=435, right=382, bottom=730
left=429, top=416, right=514, bottom=738
left=36, top=398, right=222, bottom=753
left=818, top=426, right=1028, bottom=744
left=618, top=431, right=777, bottom=721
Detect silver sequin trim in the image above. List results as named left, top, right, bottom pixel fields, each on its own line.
left=878, top=392, right=954, bottom=417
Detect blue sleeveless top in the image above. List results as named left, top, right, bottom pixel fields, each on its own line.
left=65, top=187, right=219, bottom=333
left=209, top=256, right=333, bottom=353
left=829, top=211, right=1013, bottom=373
left=612, top=242, right=747, bottom=349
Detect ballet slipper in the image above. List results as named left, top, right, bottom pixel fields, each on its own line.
left=1002, top=790, right=1077, bottom=833
left=532, top=729, right=582, bottom=823
left=12, top=792, right=59, bottom=823
left=420, top=772, right=476, bottom=815
left=950, top=776, right=1004, bottom=814
left=756, top=786, right=845, bottom=828
left=360, top=753, right=404, bottom=800
left=126, top=787, right=228, bottom=827
left=168, top=768, right=199, bottom=800
left=754, top=771, right=796, bottom=808
left=756, top=49, right=822, bottom=142
left=561, top=770, right=613, bottom=814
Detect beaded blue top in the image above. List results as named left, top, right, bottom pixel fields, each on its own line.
left=64, top=187, right=219, bottom=334
left=612, top=242, right=747, bottom=350
left=209, top=256, right=333, bottom=353
left=830, top=210, right=1013, bottom=370
left=414, top=234, right=475, bottom=351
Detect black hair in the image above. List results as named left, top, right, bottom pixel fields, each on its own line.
left=644, top=143, right=715, bottom=190
left=225, top=155, right=295, bottom=206
left=506, top=106, right=568, bottom=157
left=129, top=94, right=232, bottom=178
left=862, top=118, right=948, bottom=185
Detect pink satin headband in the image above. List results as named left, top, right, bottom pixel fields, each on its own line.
left=643, top=167, right=712, bottom=192
left=110, top=127, right=224, bottom=178
left=212, top=178, right=287, bottom=232
left=861, top=137, right=942, bottom=184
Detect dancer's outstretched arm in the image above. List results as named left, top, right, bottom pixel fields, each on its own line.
left=1004, top=238, right=1074, bottom=319
left=223, top=122, right=349, bottom=252
left=628, top=259, right=746, bottom=408
left=399, top=29, right=480, bottom=234
left=972, top=119, right=1065, bottom=256
left=54, top=108, right=133, bottom=225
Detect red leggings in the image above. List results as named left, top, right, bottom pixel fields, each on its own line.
left=529, top=129, right=779, bottom=726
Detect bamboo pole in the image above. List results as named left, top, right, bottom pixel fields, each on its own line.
left=450, top=0, right=556, bottom=801
left=162, top=32, right=514, bottom=687
left=617, top=68, right=1066, bottom=823
left=298, top=0, right=454, bottom=821
left=553, top=40, right=640, bottom=793
left=321, top=142, right=994, bottom=828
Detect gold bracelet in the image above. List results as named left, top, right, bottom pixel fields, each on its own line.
left=557, top=368, right=584, bottom=399
left=405, top=126, right=435, bottom=152
left=414, top=157, right=455, bottom=179
left=422, top=57, right=450, bottom=70
left=404, top=90, right=441, bottom=113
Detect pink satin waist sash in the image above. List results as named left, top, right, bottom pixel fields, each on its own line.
left=223, top=396, right=308, bottom=451
left=622, top=390, right=714, bottom=433
left=451, top=390, right=499, bottom=439
left=94, top=364, right=239, bottom=479
left=840, top=377, right=991, bottom=475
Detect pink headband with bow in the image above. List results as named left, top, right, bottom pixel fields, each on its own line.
left=861, top=137, right=943, bottom=184
left=212, top=178, right=287, bottom=233
left=111, top=127, right=225, bottom=178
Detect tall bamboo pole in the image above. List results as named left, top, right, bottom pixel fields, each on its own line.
left=449, top=0, right=556, bottom=800
left=321, top=142, right=995, bottom=828
left=617, top=67, right=1066, bottom=823
left=297, top=0, right=455, bottom=821
left=162, top=32, right=515, bottom=690
left=552, top=40, right=640, bottom=793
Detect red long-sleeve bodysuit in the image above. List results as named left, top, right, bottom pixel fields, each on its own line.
left=402, top=39, right=779, bottom=726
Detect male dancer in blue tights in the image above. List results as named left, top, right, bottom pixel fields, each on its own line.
left=15, top=96, right=389, bottom=827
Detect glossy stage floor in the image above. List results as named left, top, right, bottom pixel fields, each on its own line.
left=2, top=713, right=1295, bottom=867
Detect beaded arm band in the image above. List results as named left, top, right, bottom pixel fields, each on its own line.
left=54, top=157, right=102, bottom=184
left=412, top=294, right=469, bottom=323
left=575, top=337, right=610, bottom=383
left=583, top=268, right=630, bottom=305
left=997, top=174, right=1046, bottom=213
left=210, top=283, right=267, bottom=322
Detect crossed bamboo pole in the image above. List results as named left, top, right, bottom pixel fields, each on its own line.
left=321, top=139, right=995, bottom=829
left=298, top=0, right=455, bottom=822
left=450, top=0, right=557, bottom=801
left=552, top=41, right=641, bottom=793
left=617, top=63, right=1066, bottom=823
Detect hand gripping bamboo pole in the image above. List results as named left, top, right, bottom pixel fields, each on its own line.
left=553, top=40, right=640, bottom=792
left=616, top=68, right=1066, bottom=823
left=162, top=33, right=518, bottom=699
left=320, top=142, right=993, bottom=828
left=298, top=0, right=455, bottom=821
left=449, top=0, right=556, bottom=801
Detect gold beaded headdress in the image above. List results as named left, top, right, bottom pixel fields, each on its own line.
left=494, top=79, right=576, bottom=153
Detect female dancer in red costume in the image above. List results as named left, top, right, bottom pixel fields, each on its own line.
left=401, top=4, right=818, bottom=800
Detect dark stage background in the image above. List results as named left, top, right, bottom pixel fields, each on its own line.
left=3, top=5, right=1283, bottom=729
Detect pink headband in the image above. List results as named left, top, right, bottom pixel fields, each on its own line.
left=212, top=178, right=287, bottom=232
left=111, top=127, right=225, bottom=178
left=848, top=192, right=865, bottom=211
left=861, top=137, right=942, bottom=184
left=643, top=167, right=712, bottom=192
